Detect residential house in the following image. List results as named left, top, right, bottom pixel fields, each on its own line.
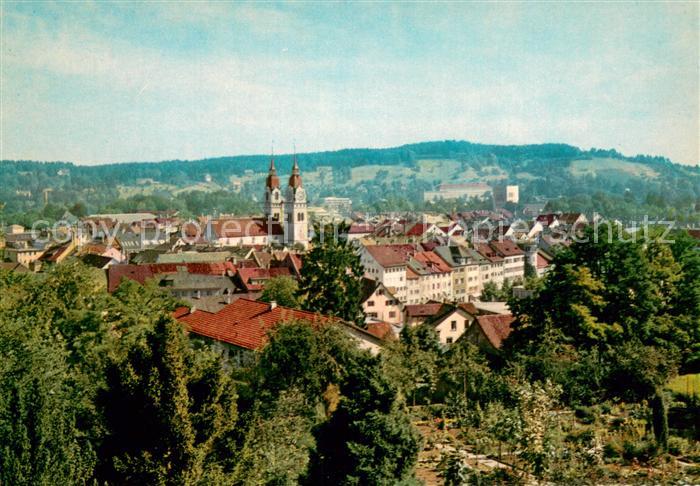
left=359, top=244, right=413, bottom=302
left=233, top=266, right=293, bottom=293
left=403, top=302, right=444, bottom=327
left=346, top=223, right=375, bottom=241
left=38, top=239, right=77, bottom=266
left=408, top=251, right=453, bottom=304
left=5, top=238, right=49, bottom=267
left=489, top=240, right=525, bottom=282
left=174, top=299, right=383, bottom=366
left=473, top=243, right=505, bottom=288
left=360, top=278, right=404, bottom=326
left=425, top=302, right=478, bottom=345
left=465, top=314, right=515, bottom=355
left=404, top=223, right=447, bottom=241
left=433, top=245, right=481, bottom=301
left=535, top=213, right=560, bottom=228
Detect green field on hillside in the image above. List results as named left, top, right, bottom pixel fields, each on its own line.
left=570, top=157, right=660, bottom=178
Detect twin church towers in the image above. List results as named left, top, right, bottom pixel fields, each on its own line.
left=263, top=153, right=308, bottom=247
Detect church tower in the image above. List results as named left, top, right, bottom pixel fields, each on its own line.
left=284, top=154, right=308, bottom=247
left=264, top=154, right=283, bottom=223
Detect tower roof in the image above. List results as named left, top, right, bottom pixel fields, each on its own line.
left=288, top=154, right=302, bottom=189
left=266, top=156, right=280, bottom=189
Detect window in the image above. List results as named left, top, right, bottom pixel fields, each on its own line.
left=389, top=311, right=396, bottom=318
left=446, top=337, right=453, bottom=344
left=451, top=320, right=457, bottom=331
left=367, top=300, right=375, bottom=307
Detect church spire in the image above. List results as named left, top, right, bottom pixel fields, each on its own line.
left=265, top=144, right=279, bottom=189
left=289, top=144, right=302, bottom=189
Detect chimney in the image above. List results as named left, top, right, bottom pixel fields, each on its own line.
left=269, top=301, right=277, bottom=310
left=225, top=294, right=232, bottom=304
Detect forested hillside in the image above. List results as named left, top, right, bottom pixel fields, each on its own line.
left=2, top=141, right=698, bottom=224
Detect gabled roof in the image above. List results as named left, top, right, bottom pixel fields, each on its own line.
left=473, top=243, right=504, bottom=263
left=489, top=240, right=524, bottom=257
left=80, top=254, right=115, bottom=269
left=365, top=321, right=396, bottom=341
left=363, top=244, right=413, bottom=267
left=175, top=298, right=334, bottom=350
left=474, top=314, right=514, bottom=349
left=405, top=223, right=433, bottom=237
left=236, top=267, right=292, bottom=292
left=348, top=223, right=375, bottom=234
left=404, top=303, right=443, bottom=318
left=536, top=252, right=551, bottom=269
left=253, top=251, right=273, bottom=269
left=426, top=302, right=478, bottom=326
left=536, top=213, right=559, bottom=226
left=39, top=243, right=73, bottom=263
left=413, top=251, right=452, bottom=274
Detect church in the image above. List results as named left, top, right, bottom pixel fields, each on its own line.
left=205, top=155, right=309, bottom=249
left=263, top=154, right=309, bottom=248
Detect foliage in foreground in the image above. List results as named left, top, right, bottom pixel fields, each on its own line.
left=0, top=263, right=420, bottom=485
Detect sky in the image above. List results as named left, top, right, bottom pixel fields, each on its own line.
left=0, top=1, right=698, bottom=166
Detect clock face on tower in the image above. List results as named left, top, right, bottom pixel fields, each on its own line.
left=295, top=187, right=306, bottom=202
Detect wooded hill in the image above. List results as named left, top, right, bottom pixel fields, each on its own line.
left=2, top=140, right=699, bottom=224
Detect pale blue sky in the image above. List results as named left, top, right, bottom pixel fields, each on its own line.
left=1, top=1, right=698, bottom=165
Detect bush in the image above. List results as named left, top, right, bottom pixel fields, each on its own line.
left=668, top=436, right=691, bottom=456
left=574, top=405, right=599, bottom=424
left=622, top=439, right=658, bottom=463
left=603, top=438, right=623, bottom=460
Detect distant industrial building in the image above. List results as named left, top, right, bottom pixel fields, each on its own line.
left=493, top=184, right=520, bottom=205
left=322, top=196, right=353, bottom=216
left=423, top=183, right=492, bottom=202
left=506, top=185, right=519, bottom=203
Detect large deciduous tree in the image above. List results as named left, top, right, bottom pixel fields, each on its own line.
left=296, top=225, right=365, bottom=325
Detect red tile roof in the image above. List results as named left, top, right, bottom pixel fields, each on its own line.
left=458, top=302, right=479, bottom=315
left=365, top=321, right=395, bottom=340
left=405, top=303, right=443, bottom=318
left=212, top=218, right=283, bottom=238
left=489, top=240, right=524, bottom=257
left=364, top=244, right=414, bottom=267
left=473, top=243, right=504, bottom=263
left=348, top=223, right=375, bottom=234
left=536, top=214, right=558, bottom=226
left=474, top=314, right=514, bottom=349
left=175, top=298, right=335, bottom=350
left=236, top=267, right=292, bottom=292
left=688, top=229, right=700, bottom=241
left=536, top=253, right=550, bottom=269
left=405, top=223, right=432, bottom=237
left=413, top=251, right=452, bottom=274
